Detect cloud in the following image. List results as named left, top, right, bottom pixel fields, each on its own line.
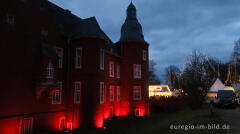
left=49, top=0, right=240, bottom=83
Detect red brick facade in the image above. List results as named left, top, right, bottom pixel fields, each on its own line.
left=0, top=0, right=149, bottom=133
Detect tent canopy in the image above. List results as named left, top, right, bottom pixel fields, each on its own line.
left=209, top=78, right=225, bottom=92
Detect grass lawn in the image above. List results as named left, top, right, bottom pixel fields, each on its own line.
left=89, top=105, right=228, bottom=134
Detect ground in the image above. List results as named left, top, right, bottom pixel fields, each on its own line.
left=216, top=107, right=240, bottom=134
left=78, top=105, right=227, bottom=134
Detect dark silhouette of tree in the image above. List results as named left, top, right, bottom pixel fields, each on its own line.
left=149, top=60, right=161, bottom=85
left=181, top=50, right=218, bottom=109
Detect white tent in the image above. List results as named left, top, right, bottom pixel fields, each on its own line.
left=206, top=78, right=225, bottom=103
left=209, top=78, right=225, bottom=92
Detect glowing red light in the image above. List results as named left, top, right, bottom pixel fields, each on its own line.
left=66, top=122, right=73, bottom=130
left=59, top=117, right=66, bottom=130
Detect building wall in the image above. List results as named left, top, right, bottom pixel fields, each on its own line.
left=0, top=0, right=67, bottom=133
left=0, top=0, right=149, bottom=133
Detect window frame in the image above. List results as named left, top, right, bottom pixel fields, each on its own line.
left=56, top=47, right=63, bottom=69
left=46, top=61, right=54, bottom=79
left=52, top=82, right=62, bottom=104
left=109, top=61, right=114, bottom=77
left=116, top=86, right=120, bottom=101
left=74, top=81, right=81, bottom=104
left=133, top=86, right=141, bottom=101
left=109, top=85, right=114, bottom=102
left=133, top=64, right=141, bottom=79
left=143, top=50, right=147, bottom=61
left=100, top=82, right=105, bottom=104
left=116, top=64, right=120, bottom=78
left=75, top=48, right=82, bottom=69
left=6, top=14, right=14, bottom=25
left=20, top=118, right=33, bottom=134
left=100, top=49, right=105, bottom=70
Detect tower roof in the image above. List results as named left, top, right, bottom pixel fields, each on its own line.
left=120, top=2, right=144, bottom=42
left=127, top=2, right=136, bottom=11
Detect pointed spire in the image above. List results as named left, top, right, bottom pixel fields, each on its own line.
left=120, top=1, right=144, bottom=41
left=127, top=1, right=136, bottom=20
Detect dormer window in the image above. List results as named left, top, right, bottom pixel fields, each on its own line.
left=46, top=61, right=54, bottom=79
left=41, top=27, right=48, bottom=36
left=6, top=14, right=14, bottom=25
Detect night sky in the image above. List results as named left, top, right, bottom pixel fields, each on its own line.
left=49, top=0, right=240, bottom=82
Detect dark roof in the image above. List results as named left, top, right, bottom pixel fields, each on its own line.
left=127, top=2, right=136, bottom=11
left=71, top=17, right=113, bottom=43
left=120, top=2, right=144, bottom=42
left=41, top=0, right=113, bottom=43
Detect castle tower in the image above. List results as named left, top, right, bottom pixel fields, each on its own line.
left=118, top=2, right=149, bottom=116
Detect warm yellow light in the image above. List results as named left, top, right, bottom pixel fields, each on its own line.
left=149, top=85, right=172, bottom=97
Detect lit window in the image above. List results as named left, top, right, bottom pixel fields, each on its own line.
left=100, top=82, right=105, bottom=104
left=74, top=81, right=81, bottom=104
left=75, top=48, right=82, bottom=69
left=100, top=49, right=104, bottom=70
left=116, top=64, right=120, bottom=78
left=41, top=26, right=48, bottom=36
left=133, top=86, right=141, bottom=101
left=6, top=14, right=14, bottom=24
left=110, top=86, right=114, bottom=101
left=133, top=64, right=141, bottom=79
left=52, top=82, right=62, bottom=104
left=20, top=118, right=33, bottom=134
left=56, top=47, right=63, bottom=68
left=46, top=61, right=54, bottom=79
left=109, top=61, right=114, bottom=77
left=116, top=86, right=120, bottom=101
left=143, top=50, right=147, bottom=61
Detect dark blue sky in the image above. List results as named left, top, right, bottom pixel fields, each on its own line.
left=49, top=0, right=240, bottom=82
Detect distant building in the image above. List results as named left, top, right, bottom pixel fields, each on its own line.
left=149, top=85, right=172, bottom=98
left=0, top=0, right=149, bottom=133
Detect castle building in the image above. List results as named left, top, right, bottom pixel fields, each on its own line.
left=0, top=0, right=149, bottom=133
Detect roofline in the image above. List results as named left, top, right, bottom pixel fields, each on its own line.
left=117, top=40, right=150, bottom=46
left=105, top=51, right=122, bottom=59
left=69, top=36, right=110, bottom=43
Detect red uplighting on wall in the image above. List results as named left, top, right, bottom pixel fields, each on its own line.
left=135, top=107, right=146, bottom=117
left=94, top=114, right=104, bottom=128
left=104, top=110, right=110, bottom=120
left=59, top=117, right=66, bottom=130
left=66, top=122, right=73, bottom=130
